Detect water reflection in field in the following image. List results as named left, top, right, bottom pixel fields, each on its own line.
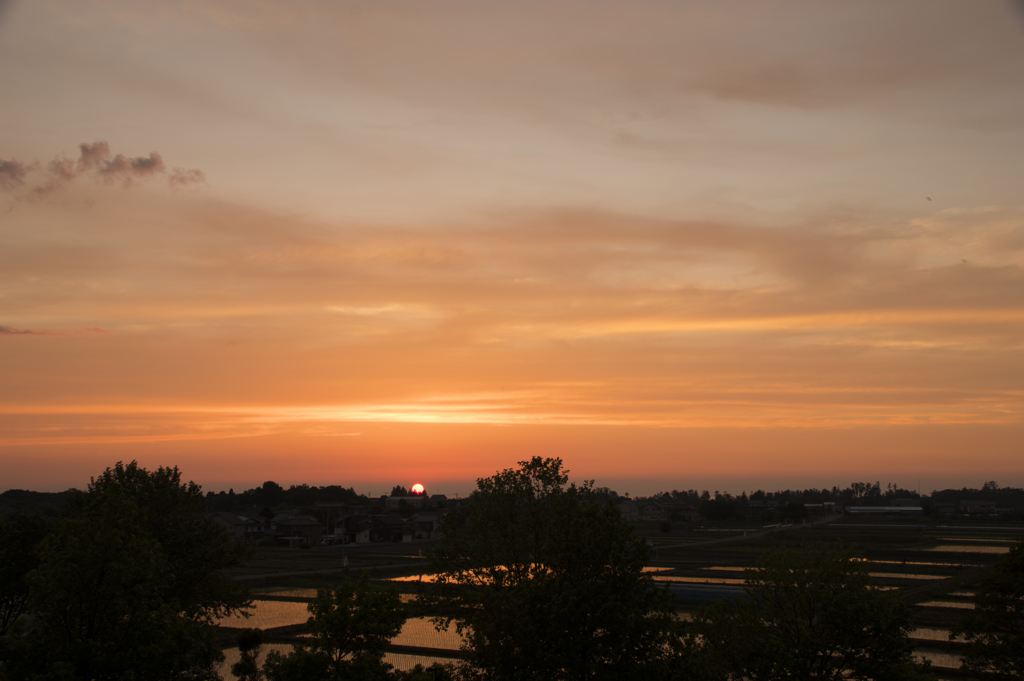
left=251, top=587, right=318, bottom=598
left=868, top=559, right=982, bottom=568
left=391, top=574, right=437, bottom=583
left=919, top=601, right=975, bottom=610
left=217, top=600, right=965, bottom=674
left=868, top=572, right=946, bottom=580
left=393, top=566, right=673, bottom=584
left=651, top=575, right=746, bottom=584
left=703, top=562, right=973, bottom=572
left=924, top=545, right=1009, bottom=554
left=217, top=601, right=309, bottom=629
left=384, top=653, right=455, bottom=672
left=250, top=587, right=418, bottom=603
left=916, top=648, right=961, bottom=669
left=912, top=627, right=952, bottom=641
left=219, top=603, right=463, bottom=650
left=216, top=645, right=452, bottom=677
left=393, top=617, right=463, bottom=650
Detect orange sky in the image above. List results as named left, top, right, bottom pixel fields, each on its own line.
left=1, top=1, right=1023, bottom=494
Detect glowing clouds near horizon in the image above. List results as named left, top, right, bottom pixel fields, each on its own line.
left=1, top=193, right=1022, bottom=490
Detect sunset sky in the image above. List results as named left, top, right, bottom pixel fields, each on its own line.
left=2, top=0, right=1023, bottom=496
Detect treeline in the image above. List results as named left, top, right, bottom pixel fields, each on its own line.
left=635, top=481, right=1024, bottom=508
left=6, top=479, right=1022, bottom=518
left=930, top=481, right=1024, bottom=508
left=203, top=480, right=369, bottom=512
left=632, top=480, right=923, bottom=506
left=0, top=488, right=82, bottom=514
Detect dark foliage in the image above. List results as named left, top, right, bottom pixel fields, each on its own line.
left=205, top=480, right=367, bottom=513
left=0, top=461, right=252, bottom=680
left=426, top=457, right=682, bottom=681
left=688, top=542, right=930, bottom=681
left=1, top=487, right=226, bottom=680
left=263, top=574, right=406, bottom=681
left=231, top=628, right=266, bottom=681
left=86, top=461, right=252, bottom=623
left=0, top=489, right=80, bottom=514
left=951, top=536, right=1024, bottom=679
left=0, top=513, right=50, bottom=638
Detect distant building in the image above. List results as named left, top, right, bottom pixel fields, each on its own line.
left=960, top=500, right=997, bottom=514
left=385, top=495, right=427, bottom=510
left=804, top=502, right=839, bottom=515
left=641, top=503, right=670, bottom=522
left=272, top=513, right=324, bottom=546
left=208, top=511, right=248, bottom=541
left=342, top=514, right=372, bottom=544
left=208, top=511, right=268, bottom=541
left=371, top=516, right=413, bottom=543
left=616, top=500, right=639, bottom=521
left=845, top=506, right=923, bottom=516
left=412, top=512, right=444, bottom=540
left=671, top=505, right=700, bottom=522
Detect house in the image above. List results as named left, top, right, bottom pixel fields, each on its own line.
left=803, top=502, right=839, bottom=516
left=641, top=503, right=670, bottom=522
left=960, top=500, right=997, bottom=514
left=342, top=514, right=372, bottom=544
left=412, top=512, right=443, bottom=540
left=671, top=505, right=700, bottom=522
left=208, top=511, right=249, bottom=540
left=371, top=515, right=413, bottom=543
left=272, top=513, right=324, bottom=546
left=616, top=500, right=639, bottom=521
left=845, top=505, right=923, bottom=516
left=314, top=502, right=369, bottom=529
left=385, top=495, right=427, bottom=511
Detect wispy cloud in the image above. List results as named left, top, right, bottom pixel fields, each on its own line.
left=169, top=167, right=206, bottom=188
left=0, top=325, right=108, bottom=336
left=0, top=141, right=204, bottom=201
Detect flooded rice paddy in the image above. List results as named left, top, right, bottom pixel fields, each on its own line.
left=915, top=648, right=961, bottom=669
left=912, top=627, right=953, bottom=642
left=924, top=545, right=1010, bottom=553
left=221, top=522, right=1018, bottom=674
left=392, top=617, right=463, bottom=650
left=217, top=601, right=309, bottom=629
left=216, top=645, right=453, bottom=677
left=918, top=601, right=975, bottom=610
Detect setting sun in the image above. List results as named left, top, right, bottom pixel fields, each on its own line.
left=411, top=484, right=425, bottom=495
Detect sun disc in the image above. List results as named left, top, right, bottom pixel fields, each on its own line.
left=412, top=483, right=425, bottom=494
